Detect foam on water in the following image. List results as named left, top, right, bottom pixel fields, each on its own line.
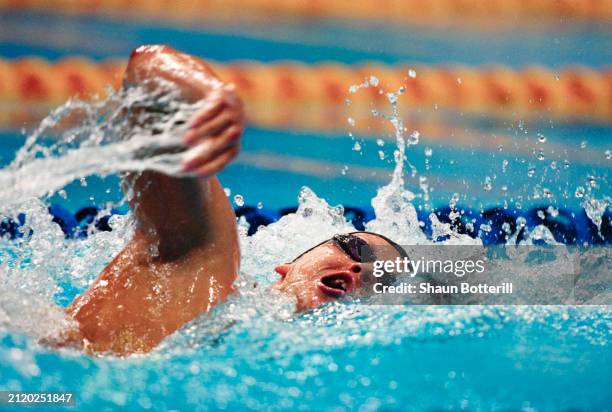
left=0, top=76, right=610, bottom=410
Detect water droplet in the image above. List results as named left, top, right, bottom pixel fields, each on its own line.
left=502, top=159, right=508, bottom=173
left=575, top=186, right=585, bottom=198
left=537, top=150, right=545, bottom=161
left=386, top=92, right=398, bottom=105
left=408, top=131, right=420, bottom=145
left=498, top=145, right=503, bottom=152
left=341, top=165, right=349, bottom=175
left=376, top=138, right=384, bottom=146
left=79, top=177, right=88, bottom=187
left=349, top=85, right=359, bottom=94
left=352, top=142, right=362, bottom=152
left=563, top=159, right=571, bottom=169
left=347, top=117, right=355, bottom=126
left=605, top=150, right=611, bottom=160
left=424, top=147, right=433, bottom=157
left=527, top=167, right=536, bottom=178
left=515, top=202, right=522, bottom=210
left=547, top=206, right=559, bottom=217
left=580, top=140, right=587, bottom=149
left=398, top=86, right=406, bottom=94
left=543, top=188, right=553, bottom=198
left=537, top=133, right=547, bottom=143
left=550, top=160, right=557, bottom=170
left=483, top=176, right=492, bottom=191
left=224, top=188, right=231, bottom=197
left=58, top=189, right=67, bottom=199
left=449, top=193, right=459, bottom=209
left=587, top=175, right=597, bottom=187
left=501, top=185, right=508, bottom=192
left=233, top=194, right=244, bottom=206
left=369, top=76, right=379, bottom=86
left=456, top=77, right=462, bottom=84
left=378, top=150, right=385, bottom=160
left=257, top=202, right=263, bottom=209
left=408, top=69, right=416, bottom=78
left=537, top=210, right=546, bottom=220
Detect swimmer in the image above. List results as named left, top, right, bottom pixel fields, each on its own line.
left=54, top=45, right=406, bottom=355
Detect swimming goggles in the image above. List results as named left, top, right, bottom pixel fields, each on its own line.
left=290, top=231, right=407, bottom=263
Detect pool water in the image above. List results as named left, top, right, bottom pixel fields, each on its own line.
left=2, top=306, right=610, bottom=410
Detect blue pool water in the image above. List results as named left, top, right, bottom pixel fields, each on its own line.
left=1, top=310, right=610, bottom=411
left=1, top=10, right=611, bottom=412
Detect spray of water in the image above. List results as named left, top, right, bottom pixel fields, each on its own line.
left=0, top=80, right=206, bottom=208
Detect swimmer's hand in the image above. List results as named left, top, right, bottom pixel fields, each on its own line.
left=182, top=84, right=244, bottom=177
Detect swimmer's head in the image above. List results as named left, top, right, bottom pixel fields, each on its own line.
left=272, top=232, right=406, bottom=311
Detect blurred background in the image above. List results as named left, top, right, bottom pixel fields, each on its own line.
left=0, top=0, right=610, bottom=217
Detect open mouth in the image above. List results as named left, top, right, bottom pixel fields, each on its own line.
left=318, top=273, right=353, bottom=297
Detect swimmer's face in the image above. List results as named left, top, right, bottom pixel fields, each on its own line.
left=272, top=233, right=401, bottom=311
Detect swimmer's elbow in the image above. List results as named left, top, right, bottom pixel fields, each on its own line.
left=124, top=45, right=175, bottom=85
left=123, top=45, right=218, bottom=101
left=129, top=44, right=174, bottom=61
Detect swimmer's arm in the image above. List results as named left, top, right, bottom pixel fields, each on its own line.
left=59, top=46, right=243, bottom=354
left=120, top=45, right=244, bottom=254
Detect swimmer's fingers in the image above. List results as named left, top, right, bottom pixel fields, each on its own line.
left=186, top=86, right=236, bottom=130
left=187, top=99, right=225, bottom=131
left=187, top=111, right=233, bottom=144
left=189, top=145, right=240, bottom=177
left=182, top=125, right=242, bottom=174
left=185, top=85, right=244, bottom=145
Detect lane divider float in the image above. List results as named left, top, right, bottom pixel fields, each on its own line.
left=0, top=57, right=610, bottom=132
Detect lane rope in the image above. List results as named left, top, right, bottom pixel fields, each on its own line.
left=0, top=58, right=610, bottom=131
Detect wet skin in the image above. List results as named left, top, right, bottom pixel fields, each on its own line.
left=54, top=46, right=399, bottom=356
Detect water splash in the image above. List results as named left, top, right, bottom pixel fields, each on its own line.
left=0, top=80, right=207, bottom=207
left=582, top=196, right=610, bottom=236
left=357, top=86, right=426, bottom=244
